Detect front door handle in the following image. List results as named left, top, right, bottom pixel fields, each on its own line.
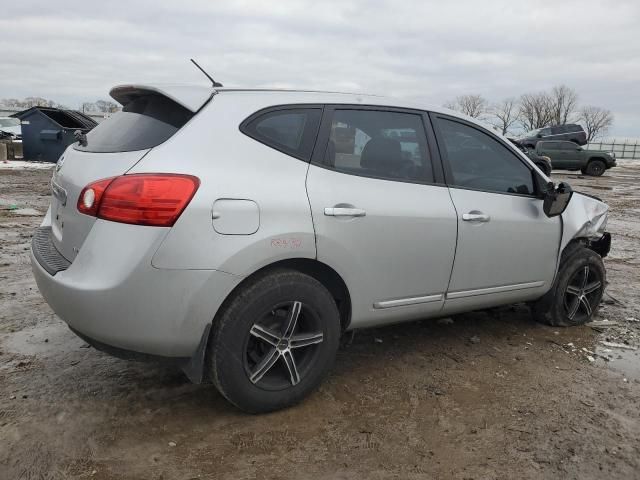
left=462, top=211, right=490, bottom=222
left=324, top=207, right=366, bottom=217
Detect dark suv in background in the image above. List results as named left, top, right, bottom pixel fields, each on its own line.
left=536, top=140, right=616, bottom=176
left=517, top=124, right=587, bottom=148
left=507, top=138, right=552, bottom=176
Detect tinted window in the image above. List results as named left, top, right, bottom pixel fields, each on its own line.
left=75, top=94, right=193, bottom=153
left=243, top=108, right=321, bottom=161
left=566, top=124, right=581, bottom=133
left=322, top=109, right=432, bottom=182
left=436, top=118, right=534, bottom=195
left=560, top=142, right=578, bottom=150
left=541, top=142, right=562, bottom=149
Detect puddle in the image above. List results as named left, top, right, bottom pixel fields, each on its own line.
left=596, top=344, right=640, bottom=380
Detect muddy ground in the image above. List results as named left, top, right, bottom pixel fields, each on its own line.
left=1, top=163, right=639, bottom=480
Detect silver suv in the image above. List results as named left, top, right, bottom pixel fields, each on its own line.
left=32, top=85, right=611, bottom=412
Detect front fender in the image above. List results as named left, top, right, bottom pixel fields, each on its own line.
left=560, top=192, right=609, bottom=256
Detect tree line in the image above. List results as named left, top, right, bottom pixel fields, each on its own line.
left=444, top=85, right=614, bottom=142
left=0, top=96, right=66, bottom=109
left=0, top=97, right=119, bottom=114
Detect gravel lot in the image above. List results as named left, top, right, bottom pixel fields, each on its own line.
left=1, top=162, right=639, bottom=479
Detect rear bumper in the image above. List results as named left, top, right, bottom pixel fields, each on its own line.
left=31, top=220, right=242, bottom=357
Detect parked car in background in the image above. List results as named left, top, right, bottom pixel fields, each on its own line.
left=536, top=140, right=616, bottom=176
left=0, top=117, right=22, bottom=140
left=32, top=85, right=611, bottom=413
left=508, top=138, right=552, bottom=176
left=517, top=124, right=587, bottom=148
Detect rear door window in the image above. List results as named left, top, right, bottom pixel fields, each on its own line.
left=75, top=94, right=194, bottom=153
left=241, top=107, right=322, bottom=161
left=320, top=109, right=433, bottom=183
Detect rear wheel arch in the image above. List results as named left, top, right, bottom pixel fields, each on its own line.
left=218, top=258, right=352, bottom=331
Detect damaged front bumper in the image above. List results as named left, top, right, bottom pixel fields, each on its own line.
left=589, top=232, right=611, bottom=258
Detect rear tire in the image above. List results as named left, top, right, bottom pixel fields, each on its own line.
left=585, top=159, right=606, bottom=176
left=209, top=270, right=341, bottom=413
left=532, top=246, right=605, bottom=327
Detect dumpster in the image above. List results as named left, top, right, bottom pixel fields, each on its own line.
left=11, top=107, right=97, bottom=162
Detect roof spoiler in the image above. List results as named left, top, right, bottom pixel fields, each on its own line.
left=110, top=84, right=215, bottom=113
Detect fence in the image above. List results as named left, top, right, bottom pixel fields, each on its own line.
left=587, top=139, right=640, bottom=159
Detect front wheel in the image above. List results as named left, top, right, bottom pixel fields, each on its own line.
left=532, top=246, right=605, bottom=327
left=209, top=270, right=341, bottom=413
left=586, top=159, right=606, bottom=176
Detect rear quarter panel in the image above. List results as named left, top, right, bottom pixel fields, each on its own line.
left=129, top=92, right=317, bottom=275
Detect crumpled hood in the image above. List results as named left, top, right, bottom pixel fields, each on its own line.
left=561, top=191, right=609, bottom=252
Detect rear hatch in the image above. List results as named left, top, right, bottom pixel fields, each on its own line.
left=49, top=84, right=213, bottom=262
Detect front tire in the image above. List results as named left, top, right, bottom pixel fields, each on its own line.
left=586, top=159, right=606, bottom=176
left=209, top=270, right=341, bottom=413
left=532, top=246, right=605, bottom=327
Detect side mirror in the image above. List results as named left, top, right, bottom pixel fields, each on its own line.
left=543, top=181, right=573, bottom=217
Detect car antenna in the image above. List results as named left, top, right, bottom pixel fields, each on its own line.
left=190, top=58, right=223, bottom=88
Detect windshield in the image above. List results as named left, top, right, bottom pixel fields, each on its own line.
left=0, top=118, right=20, bottom=128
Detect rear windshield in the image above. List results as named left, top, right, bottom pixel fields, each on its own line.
left=75, top=94, right=193, bottom=153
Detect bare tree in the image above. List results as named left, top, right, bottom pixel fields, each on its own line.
left=22, top=96, right=58, bottom=108
left=81, top=102, right=96, bottom=113
left=488, top=98, right=518, bottom=135
left=579, top=106, right=614, bottom=142
left=518, top=92, right=553, bottom=131
left=548, top=84, right=578, bottom=125
left=0, top=98, right=21, bottom=108
left=444, top=94, right=488, bottom=118
left=95, top=99, right=119, bottom=113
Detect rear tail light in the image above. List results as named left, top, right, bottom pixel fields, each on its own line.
left=77, top=174, right=200, bottom=227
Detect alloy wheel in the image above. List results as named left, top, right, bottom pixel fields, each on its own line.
left=588, top=162, right=605, bottom=176
left=563, top=265, right=602, bottom=323
left=244, top=301, right=324, bottom=390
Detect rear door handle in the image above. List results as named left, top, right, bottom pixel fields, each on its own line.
left=462, top=211, right=490, bottom=222
left=324, top=207, right=366, bottom=217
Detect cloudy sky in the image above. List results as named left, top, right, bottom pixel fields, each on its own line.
left=2, top=0, right=639, bottom=136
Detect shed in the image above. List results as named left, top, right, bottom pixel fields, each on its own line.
left=11, top=107, right=97, bottom=162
